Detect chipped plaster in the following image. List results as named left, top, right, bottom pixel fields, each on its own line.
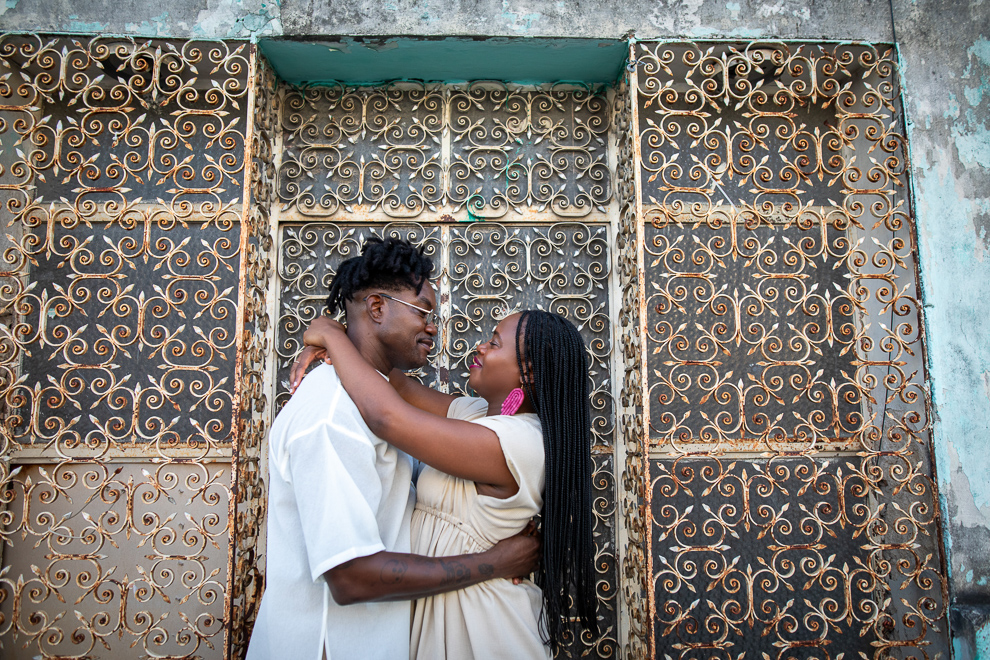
left=897, top=0, right=990, bottom=656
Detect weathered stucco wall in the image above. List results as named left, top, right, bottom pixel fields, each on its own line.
left=273, top=0, right=890, bottom=41
left=0, top=0, right=282, bottom=37
left=0, top=0, right=895, bottom=41
left=894, top=1, right=990, bottom=658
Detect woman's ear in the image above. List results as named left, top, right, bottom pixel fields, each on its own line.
left=520, top=363, right=535, bottom=386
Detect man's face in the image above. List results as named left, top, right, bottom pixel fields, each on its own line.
left=376, top=282, right=438, bottom=371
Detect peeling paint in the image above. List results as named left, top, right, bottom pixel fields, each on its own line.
left=0, top=0, right=18, bottom=18
left=123, top=11, right=173, bottom=37
left=970, top=38, right=990, bottom=66
left=903, top=10, right=990, bottom=640
left=966, top=84, right=984, bottom=106
left=947, top=93, right=962, bottom=119
left=955, top=123, right=990, bottom=169
left=978, top=624, right=990, bottom=660
left=918, top=153, right=990, bottom=512
left=647, top=0, right=704, bottom=33
left=501, top=0, right=542, bottom=32
left=946, top=442, right=990, bottom=528
left=190, top=0, right=282, bottom=38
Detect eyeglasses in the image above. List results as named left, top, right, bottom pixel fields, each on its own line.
left=365, top=293, right=440, bottom=327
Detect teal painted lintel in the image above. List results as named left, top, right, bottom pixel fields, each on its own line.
left=258, top=36, right=628, bottom=85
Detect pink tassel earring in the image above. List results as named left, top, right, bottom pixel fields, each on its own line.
left=501, top=387, right=525, bottom=416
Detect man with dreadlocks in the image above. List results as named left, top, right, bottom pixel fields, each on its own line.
left=293, top=304, right=600, bottom=658
left=246, top=238, right=539, bottom=660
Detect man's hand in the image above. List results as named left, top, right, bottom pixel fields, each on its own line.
left=484, top=521, right=541, bottom=584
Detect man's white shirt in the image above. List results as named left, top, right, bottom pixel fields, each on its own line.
left=246, top=364, right=415, bottom=660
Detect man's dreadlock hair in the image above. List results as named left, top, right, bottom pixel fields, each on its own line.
left=514, top=310, right=598, bottom=653
left=325, top=237, right=435, bottom=315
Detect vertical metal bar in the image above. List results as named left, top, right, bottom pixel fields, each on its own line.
left=438, top=223, right=452, bottom=393
left=259, top=65, right=283, bottom=605
left=605, top=82, right=629, bottom=656
left=225, top=42, right=260, bottom=660
left=628, top=37, right=656, bottom=660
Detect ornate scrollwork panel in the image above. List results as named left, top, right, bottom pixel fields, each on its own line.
left=633, top=41, right=947, bottom=660
left=644, top=215, right=861, bottom=451
left=276, top=82, right=612, bottom=221
left=448, top=84, right=611, bottom=218
left=274, top=222, right=444, bottom=409
left=274, top=219, right=616, bottom=447
left=650, top=455, right=943, bottom=660
left=0, top=34, right=254, bottom=659
left=0, top=462, right=230, bottom=659
left=4, top=218, right=240, bottom=453
left=278, top=84, right=446, bottom=218
left=446, top=222, right=614, bottom=447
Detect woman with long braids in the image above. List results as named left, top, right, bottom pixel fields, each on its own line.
left=291, top=304, right=598, bottom=658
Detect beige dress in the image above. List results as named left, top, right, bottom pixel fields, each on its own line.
left=410, top=396, right=551, bottom=660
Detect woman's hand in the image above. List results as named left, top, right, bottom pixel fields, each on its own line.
left=289, top=317, right=348, bottom=394
left=303, top=315, right=347, bottom=349
left=289, top=345, right=329, bottom=394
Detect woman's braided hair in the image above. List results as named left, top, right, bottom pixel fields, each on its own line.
left=514, top=310, right=598, bottom=652
left=325, top=237, right=435, bottom=315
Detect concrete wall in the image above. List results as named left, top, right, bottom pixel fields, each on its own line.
left=0, top=0, right=895, bottom=41
left=2, top=0, right=987, bottom=657
left=894, top=1, right=990, bottom=658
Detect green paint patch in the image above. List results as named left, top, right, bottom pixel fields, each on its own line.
left=259, top=36, right=628, bottom=85
left=66, top=15, right=111, bottom=32
left=956, top=124, right=990, bottom=169
left=970, top=38, right=990, bottom=66
left=965, top=84, right=985, bottom=107
left=945, top=92, right=961, bottom=119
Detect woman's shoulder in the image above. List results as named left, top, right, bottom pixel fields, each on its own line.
left=471, top=413, right=543, bottom=462
left=446, top=396, right=490, bottom=421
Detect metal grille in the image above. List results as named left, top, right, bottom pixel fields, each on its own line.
left=0, top=35, right=255, bottom=658
left=271, top=80, right=620, bottom=658
left=0, top=34, right=949, bottom=660
left=276, top=82, right=611, bottom=221
left=630, top=41, right=948, bottom=659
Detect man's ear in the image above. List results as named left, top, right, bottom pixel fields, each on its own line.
left=364, top=293, right=386, bottom=324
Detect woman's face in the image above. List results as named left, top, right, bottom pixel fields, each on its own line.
left=467, top=313, right=526, bottom=401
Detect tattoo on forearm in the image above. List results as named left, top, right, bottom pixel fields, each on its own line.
left=479, top=563, right=494, bottom=577
left=380, top=559, right=408, bottom=584
left=439, top=559, right=471, bottom=586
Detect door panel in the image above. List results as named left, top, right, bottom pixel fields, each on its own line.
left=629, top=41, right=948, bottom=660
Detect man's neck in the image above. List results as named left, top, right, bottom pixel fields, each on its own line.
left=347, top=325, right=393, bottom=375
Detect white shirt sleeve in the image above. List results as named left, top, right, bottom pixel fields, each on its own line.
left=285, top=420, right=386, bottom=582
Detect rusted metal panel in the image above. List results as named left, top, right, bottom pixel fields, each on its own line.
left=268, top=79, right=623, bottom=658
left=0, top=34, right=251, bottom=659
left=630, top=41, right=949, bottom=659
